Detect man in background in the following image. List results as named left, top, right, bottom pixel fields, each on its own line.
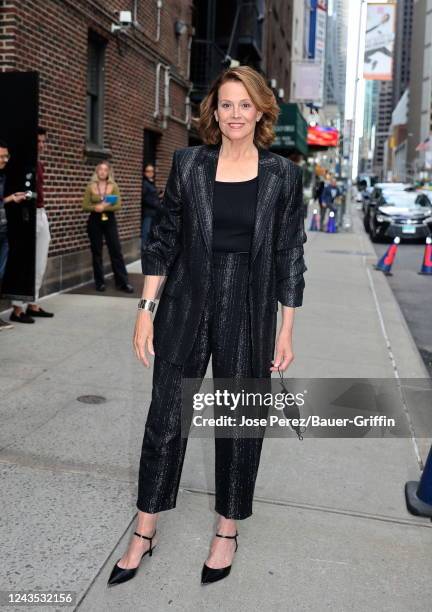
left=10, top=127, right=54, bottom=323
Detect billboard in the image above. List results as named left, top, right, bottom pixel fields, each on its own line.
left=307, top=125, right=340, bottom=148
left=306, top=0, right=327, bottom=107
left=364, top=2, right=396, bottom=81
left=291, top=61, right=323, bottom=103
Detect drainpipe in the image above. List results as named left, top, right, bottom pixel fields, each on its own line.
left=133, top=0, right=162, bottom=42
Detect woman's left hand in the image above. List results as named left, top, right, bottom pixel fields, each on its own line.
left=270, top=329, right=294, bottom=372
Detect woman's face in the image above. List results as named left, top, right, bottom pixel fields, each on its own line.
left=97, top=164, right=109, bottom=180
left=144, top=165, right=155, bottom=180
left=214, top=80, right=262, bottom=144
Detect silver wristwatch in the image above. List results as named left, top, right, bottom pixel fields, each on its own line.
left=138, top=298, right=157, bottom=312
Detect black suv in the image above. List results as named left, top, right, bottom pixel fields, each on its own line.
left=367, top=189, right=432, bottom=242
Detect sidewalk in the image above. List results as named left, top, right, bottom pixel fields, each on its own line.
left=1, top=202, right=431, bottom=612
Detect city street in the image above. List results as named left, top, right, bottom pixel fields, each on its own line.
left=369, top=231, right=432, bottom=377
left=1, top=1, right=432, bottom=610
left=1, top=200, right=431, bottom=611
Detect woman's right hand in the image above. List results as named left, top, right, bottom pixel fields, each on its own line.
left=133, top=311, right=155, bottom=367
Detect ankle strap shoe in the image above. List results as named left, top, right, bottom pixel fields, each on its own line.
left=201, top=530, right=239, bottom=585
left=107, top=529, right=157, bottom=587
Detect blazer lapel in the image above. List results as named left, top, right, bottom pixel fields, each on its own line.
left=250, top=150, right=284, bottom=264
left=192, top=143, right=283, bottom=263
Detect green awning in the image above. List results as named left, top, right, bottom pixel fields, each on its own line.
left=272, top=103, right=308, bottom=156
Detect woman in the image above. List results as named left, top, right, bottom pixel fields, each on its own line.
left=141, top=163, right=163, bottom=249
left=82, top=161, right=134, bottom=293
left=108, top=66, right=307, bottom=587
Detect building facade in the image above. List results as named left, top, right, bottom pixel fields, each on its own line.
left=324, top=0, right=348, bottom=119
left=407, top=0, right=432, bottom=177
left=393, top=0, right=414, bottom=107
left=372, top=81, right=394, bottom=179
left=0, top=0, right=310, bottom=298
left=0, top=0, right=193, bottom=293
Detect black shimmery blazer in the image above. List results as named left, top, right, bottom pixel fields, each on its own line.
left=141, top=143, right=307, bottom=377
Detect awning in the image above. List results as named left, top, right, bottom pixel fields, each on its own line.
left=307, top=125, right=339, bottom=148
left=272, top=103, right=308, bottom=157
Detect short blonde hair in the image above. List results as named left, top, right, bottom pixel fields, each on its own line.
left=198, top=65, right=280, bottom=148
left=91, top=161, right=115, bottom=184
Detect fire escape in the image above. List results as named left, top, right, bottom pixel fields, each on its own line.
left=190, top=1, right=265, bottom=107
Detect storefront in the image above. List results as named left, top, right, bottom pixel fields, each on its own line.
left=271, top=103, right=309, bottom=161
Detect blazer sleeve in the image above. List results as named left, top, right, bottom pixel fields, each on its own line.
left=82, top=184, right=96, bottom=212
left=141, top=150, right=182, bottom=276
left=274, top=165, right=307, bottom=307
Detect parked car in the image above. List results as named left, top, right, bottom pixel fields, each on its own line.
left=363, top=183, right=413, bottom=232
left=367, top=189, right=432, bottom=242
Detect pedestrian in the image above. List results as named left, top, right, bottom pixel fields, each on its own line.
left=10, top=127, right=54, bottom=323
left=82, top=160, right=134, bottom=293
left=140, top=163, right=163, bottom=249
left=0, top=139, right=27, bottom=330
left=313, top=177, right=325, bottom=221
left=108, top=65, right=307, bottom=587
left=320, top=176, right=341, bottom=231
left=313, top=178, right=325, bottom=204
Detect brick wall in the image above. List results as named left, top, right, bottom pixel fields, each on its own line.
left=0, top=0, right=18, bottom=70
left=0, top=0, right=193, bottom=293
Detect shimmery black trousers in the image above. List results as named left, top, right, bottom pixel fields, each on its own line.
left=137, top=251, right=268, bottom=520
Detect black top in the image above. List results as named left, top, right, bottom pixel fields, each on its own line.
left=212, top=176, right=258, bottom=252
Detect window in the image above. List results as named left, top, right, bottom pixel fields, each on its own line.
left=86, top=32, right=106, bottom=147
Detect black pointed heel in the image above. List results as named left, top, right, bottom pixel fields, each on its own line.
left=201, top=530, right=238, bottom=585
left=107, top=529, right=157, bottom=587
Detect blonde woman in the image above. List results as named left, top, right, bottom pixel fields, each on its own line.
left=82, top=161, right=133, bottom=293
left=108, top=66, right=307, bottom=586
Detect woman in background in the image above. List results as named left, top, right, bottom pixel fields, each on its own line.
left=82, top=161, right=134, bottom=293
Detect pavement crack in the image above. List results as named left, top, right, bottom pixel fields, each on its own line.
left=180, top=486, right=432, bottom=529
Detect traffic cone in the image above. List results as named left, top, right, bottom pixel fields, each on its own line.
left=309, top=208, right=320, bottom=231
left=405, top=446, right=432, bottom=517
left=418, top=236, right=432, bottom=275
left=326, top=210, right=337, bottom=233
left=374, top=236, right=400, bottom=275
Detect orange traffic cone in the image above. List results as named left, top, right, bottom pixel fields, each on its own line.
left=374, top=236, right=400, bottom=275
left=418, top=236, right=432, bottom=275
